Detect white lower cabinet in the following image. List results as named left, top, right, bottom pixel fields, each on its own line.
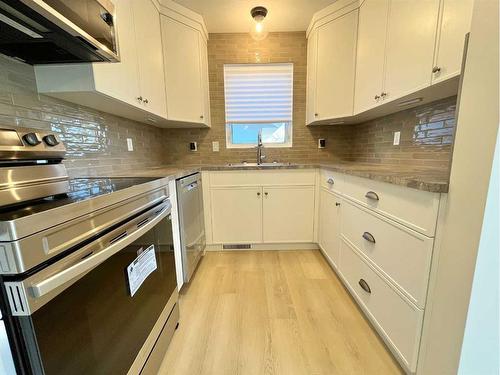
left=211, top=187, right=262, bottom=244
left=339, top=240, right=423, bottom=372
left=319, top=189, right=342, bottom=268
left=263, top=186, right=315, bottom=243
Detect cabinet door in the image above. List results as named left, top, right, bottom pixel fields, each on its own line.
left=354, top=0, right=389, bottom=114
left=198, top=33, right=211, bottom=126
left=162, top=16, right=204, bottom=124
left=211, top=187, right=262, bottom=243
left=383, top=0, right=440, bottom=102
left=319, top=189, right=341, bottom=268
left=432, top=0, right=474, bottom=84
left=306, top=29, right=318, bottom=124
left=263, top=186, right=315, bottom=243
left=132, top=0, right=168, bottom=117
left=315, top=10, right=358, bottom=121
left=93, top=0, right=140, bottom=107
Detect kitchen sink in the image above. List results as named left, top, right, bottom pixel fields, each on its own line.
left=225, top=162, right=296, bottom=167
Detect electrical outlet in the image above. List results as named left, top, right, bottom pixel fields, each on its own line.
left=318, top=139, right=326, bottom=149
left=126, top=138, right=134, bottom=151
left=212, top=141, right=219, bottom=152
left=189, top=142, right=197, bottom=152
left=393, top=131, right=401, bottom=146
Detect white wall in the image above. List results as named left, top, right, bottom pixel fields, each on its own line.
left=417, top=0, right=500, bottom=373
left=458, top=132, right=499, bottom=374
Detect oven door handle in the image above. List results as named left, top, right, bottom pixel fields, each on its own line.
left=29, top=203, right=170, bottom=299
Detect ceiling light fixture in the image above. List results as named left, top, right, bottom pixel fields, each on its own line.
left=250, top=6, right=268, bottom=41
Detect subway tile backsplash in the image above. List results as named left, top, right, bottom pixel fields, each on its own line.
left=0, top=31, right=458, bottom=176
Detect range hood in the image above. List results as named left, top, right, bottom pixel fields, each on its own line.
left=0, top=0, right=119, bottom=64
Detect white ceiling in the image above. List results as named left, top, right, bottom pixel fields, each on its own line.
left=171, top=0, right=336, bottom=33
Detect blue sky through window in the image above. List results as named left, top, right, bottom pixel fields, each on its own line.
left=230, top=123, right=288, bottom=145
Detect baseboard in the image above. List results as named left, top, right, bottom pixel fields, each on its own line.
left=205, top=243, right=319, bottom=251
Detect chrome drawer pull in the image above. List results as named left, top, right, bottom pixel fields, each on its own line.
left=327, top=178, right=334, bottom=185
left=365, top=191, right=379, bottom=201
left=359, top=279, right=371, bottom=294
left=362, top=232, right=376, bottom=243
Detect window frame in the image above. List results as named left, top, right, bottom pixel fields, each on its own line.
left=223, top=63, right=294, bottom=149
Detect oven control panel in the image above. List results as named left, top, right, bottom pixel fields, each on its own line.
left=0, top=128, right=66, bottom=159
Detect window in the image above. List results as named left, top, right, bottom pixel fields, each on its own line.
left=224, top=63, right=293, bottom=148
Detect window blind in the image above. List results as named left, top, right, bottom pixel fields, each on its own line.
left=224, top=63, right=293, bottom=124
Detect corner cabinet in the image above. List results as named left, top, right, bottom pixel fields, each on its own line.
left=307, top=9, right=358, bottom=124
left=161, top=16, right=211, bottom=126
left=34, top=0, right=210, bottom=128
left=307, top=0, right=473, bottom=125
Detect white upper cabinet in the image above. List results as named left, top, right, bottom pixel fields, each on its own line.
left=306, top=29, right=318, bottom=125
left=354, top=0, right=389, bottom=114
left=161, top=16, right=210, bottom=126
left=35, top=0, right=209, bottom=128
left=92, top=0, right=140, bottom=108
left=132, top=0, right=168, bottom=118
left=432, top=0, right=474, bottom=84
left=314, top=10, right=358, bottom=121
left=383, top=0, right=440, bottom=102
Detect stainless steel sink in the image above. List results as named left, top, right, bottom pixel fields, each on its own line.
left=225, top=162, right=295, bottom=167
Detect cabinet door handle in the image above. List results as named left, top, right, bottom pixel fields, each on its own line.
left=335, top=202, right=341, bottom=207
left=137, top=96, right=143, bottom=102
left=362, top=232, right=376, bottom=243
left=365, top=191, right=379, bottom=201
left=359, top=279, right=371, bottom=294
left=374, top=94, right=380, bottom=100
left=264, top=192, right=268, bottom=196
left=432, top=66, right=441, bottom=73
left=257, top=192, right=261, bottom=197
left=314, top=113, right=319, bottom=117
left=200, top=115, right=204, bottom=119
left=143, top=98, right=149, bottom=104
left=327, top=178, right=334, bottom=185
left=380, top=92, right=387, bottom=98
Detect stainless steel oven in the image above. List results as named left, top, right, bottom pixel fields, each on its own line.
left=1, top=198, right=178, bottom=374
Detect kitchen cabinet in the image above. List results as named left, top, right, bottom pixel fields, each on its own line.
left=263, top=186, right=315, bottom=243
left=35, top=0, right=209, bottom=127
left=308, top=9, right=358, bottom=123
left=354, top=0, right=389, bottom=114
left=319, top=189, right=342, bottom=268
left=211, top=187, right=263, bottom=244
left=161, top=16, right=211, bottom=126
left=432, top=0, right=474, bottom=84
left=306, top=29, right=318, bottom=125
left=133, top=0, right=168, bottom=117
left=383, top=0, right=440, bottom=102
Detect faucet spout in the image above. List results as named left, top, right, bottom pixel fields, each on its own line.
left=256, top=129, right=265, bottom=165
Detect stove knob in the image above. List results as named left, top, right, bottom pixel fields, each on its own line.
left=22, top=132, right=41, bottom=146
left=43, top=134, right=60, bottom=147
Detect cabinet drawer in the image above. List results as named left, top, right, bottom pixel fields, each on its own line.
left=209, top=170, right=316, bottom=187
left=342, top=201, right=433, bottom=307
left=320, top=169, right=344, bottom=193
left=339, top=240, right=423, bottom=372
left=343, top=174, right=440, bottom=236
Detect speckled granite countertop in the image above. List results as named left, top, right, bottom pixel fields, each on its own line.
left=107, top=163, right=450, bottom=193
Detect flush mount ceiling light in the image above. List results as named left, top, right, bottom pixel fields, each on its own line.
left=250, top=6, right=268, bottom=41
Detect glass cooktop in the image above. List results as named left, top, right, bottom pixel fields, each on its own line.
left=0, top=177, right=160, bottom=221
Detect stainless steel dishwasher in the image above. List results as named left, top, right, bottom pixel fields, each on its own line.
left=176, top=173, right=205, bottom=283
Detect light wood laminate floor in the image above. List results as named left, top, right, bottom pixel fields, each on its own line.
left=158, top=250, right=403, bottom=375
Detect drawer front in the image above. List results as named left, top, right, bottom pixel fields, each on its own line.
left=343, top=174, right=440, bottom=236
left=342, top=201, right=433, bottom=307
left=320, top=169, right=344, bottom=193
left=209, top=170, right=316, bottom=187
left=339, top=240, right=423, bottom=372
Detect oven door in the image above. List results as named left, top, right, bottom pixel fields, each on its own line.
left=3, top=200, right=177, bottom=374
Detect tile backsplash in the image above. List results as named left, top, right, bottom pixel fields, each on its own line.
left=0, top=31, right=458, bottom=176
left=0, top=54, right=165, bottom=177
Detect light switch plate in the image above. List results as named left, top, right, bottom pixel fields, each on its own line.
left=212, top=141, right=219, bottom=152
left=126, top=138, right=134, bottom=151
left=393, top=131, right=401, bottom=146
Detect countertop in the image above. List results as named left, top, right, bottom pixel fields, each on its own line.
left=107, top=163, right=450, bottom=193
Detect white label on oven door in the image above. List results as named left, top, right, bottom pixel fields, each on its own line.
left=127, top=245, right=157, bottom=297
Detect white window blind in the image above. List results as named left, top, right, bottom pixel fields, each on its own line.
left=224, top=63, right=293, bottom=124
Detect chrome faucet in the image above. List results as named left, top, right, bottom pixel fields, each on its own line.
left=256, top=129, right=266, bottom=165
